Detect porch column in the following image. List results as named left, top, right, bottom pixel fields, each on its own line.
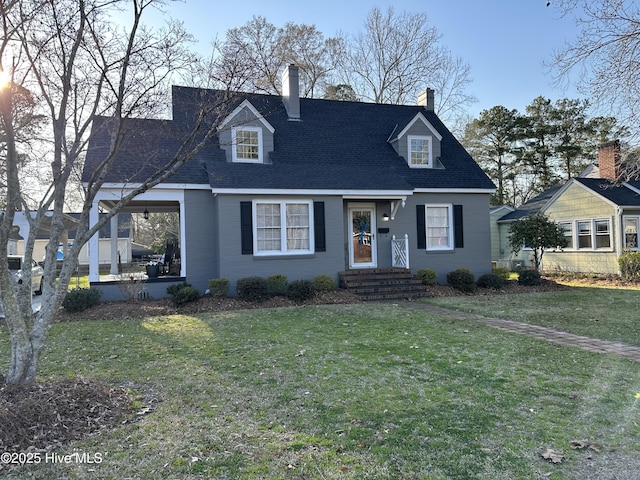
left=110, top=214, right=119, bottom=275
left=89, top=201, right=100, bottom=282
left=179, top=199, right=186, bottom=277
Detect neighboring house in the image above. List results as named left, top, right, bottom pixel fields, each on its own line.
left=4, top=211, right=77, bottom=261
left=82, top=65, right=496, bottom=300
left=494, top=141, right=640, bottom=274
left=67, top=213, right=133, bottom=267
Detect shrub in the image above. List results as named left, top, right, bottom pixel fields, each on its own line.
left=313, top=274, right=336, bottom=293
left=518, top=269, right=542, bottom=286
left=169, top=284, right=201, bottom=306
left=446, top=268, right=476, bottom=293
left=62, top=287, right=102, bottom=312
left=236, top=276, right=268, bottom=302
left=207, top=278, right=229, bottom=298
left=167, top=281, right=192, bottom=297
left=493, top=267, right=511, bottom=281
left=286, top=279, right=316, bottom=302
left=477, top=273, right=505, bottom=290
left=266, top=274, right=288, bottom=297
left=416, top=269, right=437, bottom=285
left=619, top=250, right=640, bottom=281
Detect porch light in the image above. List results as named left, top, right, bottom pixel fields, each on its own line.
left=382, top=213, right=390, bottom=222
left=143, top=208, right=149, bottom=220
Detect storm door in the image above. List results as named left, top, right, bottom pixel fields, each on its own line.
left=349, top=205, right=377, bottom=268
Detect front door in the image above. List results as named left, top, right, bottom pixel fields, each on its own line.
left=349, top=205, right=377, bottom=268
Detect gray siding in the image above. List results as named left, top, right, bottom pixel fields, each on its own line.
left=374, top=193, right=492, bottom=282
left=216, top=194, right=345, bottom=294
left=183, top=189, right=218, bottom=292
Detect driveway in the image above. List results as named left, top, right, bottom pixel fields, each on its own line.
left=0, top=296, right=42, bottom=319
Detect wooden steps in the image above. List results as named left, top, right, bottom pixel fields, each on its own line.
left=339, top=268, right=428, bottom=301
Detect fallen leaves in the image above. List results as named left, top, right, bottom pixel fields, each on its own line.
left=571, top=439, right=600, bottom=453
left=539, top=447, right=565, bottom=464
left=540, top=439, right=601, bottom=464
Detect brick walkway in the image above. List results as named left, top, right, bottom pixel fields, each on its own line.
left=401, top=302, right=640, bottom=363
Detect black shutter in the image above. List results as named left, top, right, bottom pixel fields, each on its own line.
left=416, top=205, right=426, bottom=250
left=313, top=201, right=326, bottom=252
left=454, top=204, right=464, bottom=248
left=240, top=201, right=253, bottom=255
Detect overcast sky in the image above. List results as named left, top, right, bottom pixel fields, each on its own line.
left=143, top=0, right=583, bottom=118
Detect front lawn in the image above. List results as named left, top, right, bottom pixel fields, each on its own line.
left=423, top=286, right=640, bottom=346
left=1, top=298, right=639, bottom=479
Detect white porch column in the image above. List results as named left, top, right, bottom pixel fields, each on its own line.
left=179, top=199, right=186, bottom=277
left=89, top=201, right=100, bottom=282
left=110, top=214, right=119, bottom=275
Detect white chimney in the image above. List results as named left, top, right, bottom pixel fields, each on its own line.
left=282, top=64, right=301, bottom=120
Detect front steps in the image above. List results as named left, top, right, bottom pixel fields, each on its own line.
left=339, top=268, right=428, bottom=301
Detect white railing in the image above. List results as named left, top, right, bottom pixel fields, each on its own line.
left=392, top=234, right=410, bottom=269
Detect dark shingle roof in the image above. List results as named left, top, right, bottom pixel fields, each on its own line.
left=574, top=178, right=640, bottom=206
left=498, top=184, right=564, bottom=222
left=83, top=86, right=495, bottom=192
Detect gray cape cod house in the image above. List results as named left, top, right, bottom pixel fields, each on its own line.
left=83, top=66, right=495, bottom=300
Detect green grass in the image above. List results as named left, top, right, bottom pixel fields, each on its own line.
left=1, top=298, right=640, bottom=479
left=423, top=285, right=640, bottom=346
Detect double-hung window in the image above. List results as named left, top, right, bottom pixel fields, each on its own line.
left=407, top=135, right=432, bottom=168
left=561, top=218, right=612, bottom=251
left=232, top=126, right=262, bottom=163
left=254, top=201, right=313, bottom=255
left=558, top=221, right=573, bottom=249
left=425, top=204, right=453, bottom=250
left=594, top=219, right=611, bottom=248
left=577, top=220, right=592, bottom=249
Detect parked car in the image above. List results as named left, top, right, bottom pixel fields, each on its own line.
left=7, top=255, right=44, bottom=295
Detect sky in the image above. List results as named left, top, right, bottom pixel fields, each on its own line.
left=145, top=0, right=584, bottom=119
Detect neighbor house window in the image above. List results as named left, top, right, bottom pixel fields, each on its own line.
left=425, top=204, right=453, bottom=250
left=558, top=221, right=573, bottom=249
left=594, top=219, right=611, bottom=248
left=561, top=218, right=612, bottom=251
left=254, top=201, right=312, bottom=255
left=624, top=217, right=639, bottom=249
left=232, top=126, right=262, bottom=163
left=407, top=135, right=432, bottom=168
left=577, top=220, right=592, bottom=249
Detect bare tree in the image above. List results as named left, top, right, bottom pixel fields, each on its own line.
left=211, top=16, right=342, bottom=98
left=0, top=0, right=227, bottom=385
left=549, top=0, right=640, bottom=134
left=338, top=6, right=476, bottom=117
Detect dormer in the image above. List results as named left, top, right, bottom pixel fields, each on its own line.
left=389, top=110, right=443, bottom=169
left=218, top=99, right=275, bottom=163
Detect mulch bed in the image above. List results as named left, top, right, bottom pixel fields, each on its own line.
left=0, top=379, right=132, bottom=455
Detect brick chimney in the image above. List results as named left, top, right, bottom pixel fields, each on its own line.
left=282, top=64, right=300, bottom=120
left=417, top=88, right=435, bottom=111
left=598, top=140, right=622, bottom=181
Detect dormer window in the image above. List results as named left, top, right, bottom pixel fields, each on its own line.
left=232, top=126, right=263, bottom=163
left=408, top=135, right=432, bottom=168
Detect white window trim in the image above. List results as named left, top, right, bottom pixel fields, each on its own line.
left=425, top=203, right=454, bottom=251
left=252, top=199, right=314, bottom=256
left=557, top=221, right=575, bottom=250
left=623, top=216, right=640, bottom=250
left=407, top=135, right=433, bottom=168
left=556, top=218, right=613, bottom=252
left=232, top=126, right=263, bottom=163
